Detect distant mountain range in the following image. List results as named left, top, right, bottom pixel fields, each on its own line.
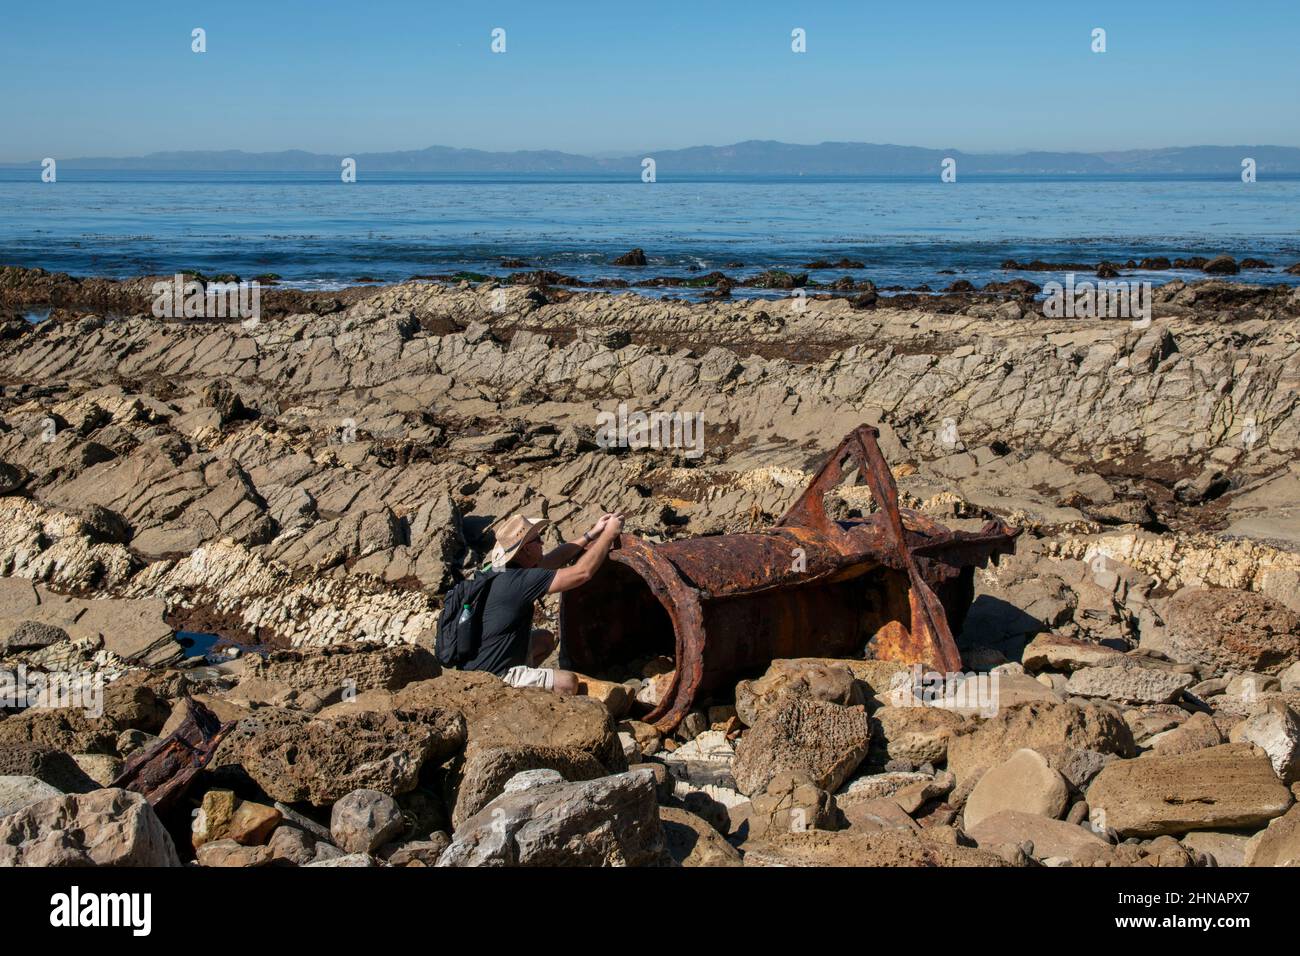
left=7, top=141, right=1300, bottom=175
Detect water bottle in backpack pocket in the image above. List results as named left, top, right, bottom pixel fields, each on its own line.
left=435, top=571, right=497, bottom=668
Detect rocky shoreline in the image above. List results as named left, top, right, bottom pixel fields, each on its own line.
left=1, top=265, right=1299, bottom=867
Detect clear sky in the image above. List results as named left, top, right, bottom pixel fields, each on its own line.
left=2, top=0, right=1296, bottom=161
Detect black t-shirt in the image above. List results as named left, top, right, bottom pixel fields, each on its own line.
left=464, top=567, right=556, bottom=677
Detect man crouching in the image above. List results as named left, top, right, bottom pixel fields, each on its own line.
left=459, top=510, right=624, bottom=694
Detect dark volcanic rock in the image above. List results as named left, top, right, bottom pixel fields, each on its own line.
left=1202, top=255, right=1240, bottom=275
left=612, top=249, right=648, bottom=266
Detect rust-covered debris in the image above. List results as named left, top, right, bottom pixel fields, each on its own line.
left=110, top=696, right=233, bottom=812
left=560, top=424, right=1019, bottom=733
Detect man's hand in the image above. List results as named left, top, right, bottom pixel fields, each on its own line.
left=584, top=512, right=619, bottom=542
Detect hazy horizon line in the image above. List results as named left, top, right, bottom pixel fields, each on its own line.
left=6, top=139, right=1300, bottom=166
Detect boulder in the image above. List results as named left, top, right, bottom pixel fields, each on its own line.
left=1022, top=632, right=1123, bottom=672
left=191, top=789, right=282, bottom=848
left=1281, top=662, right=1300, bottom=693
left=967, top=809, right=1112, bottom=862
left=1150, top=588, right=1300, bottom=675
left=868, top=705, right=965, bottom=766
left=1087, top=743, right=1292, bottom=836
left=0, top=710, right=121, bottom=757
left=0, top=775, right=63, bottom=818
left=1181, top=830, right=1252, bottom=867
left=1202, top=255, right=1239, bottom=275
left=1034, top=745, right=1115, bottom=792
left=946, top=700, right=1135, bottom=791
left=0, top=744, right=98, bottom=793
left=71, top=753, right=123, bottom=786
left=575, top=675, right=630, bottom=719
left=1, top=621, right=70, bottom=655
left=732, top=697, right=871, bottom=797
left=1229, top=701, right=1300, bottom=783
left=382, top=834, right=451, bottom=866
left=660, top=806, right=742, bottom=867
left=438, top=769, right=667, bottom=867
left=963, top=749, right=1070, bottom=829
left=612, top=248, right=648, bottom=266
left=449, top=743, right=608, bottom=829
left=236, top=708, right=465, bottom=805
left=741, top=829, right=1009, bottom=867
left=1147, top=712, right=1225, bottom=756
left=734, top=658, right=864, bottom=726
left=1244, top=803, right=1300, bottom=866
left=395, top=670, right=623, bottom=769
left=1066, top=659, right=1194, bottom=704
left=0, top=788, right=180, bottom=866
left=836, top=771, right=933, bottom=806
left=196, top=839, right=273, bottom=867
left=267, top=824, right=318, bottom=865
left=305, top=852, right=375, bottom=867
left=238, top=642, right=440, bottom=701
left=330, top=789, right=406, bottom=854
left=743, top=770, right=836, bottom=841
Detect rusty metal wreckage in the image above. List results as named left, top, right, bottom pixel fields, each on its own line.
left=561, top=424, right=1020, bottom=733
left=114, top=424, right=1018, bottom=808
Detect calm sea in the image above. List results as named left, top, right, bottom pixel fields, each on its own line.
left=1, top=170, right=1297, bottom=295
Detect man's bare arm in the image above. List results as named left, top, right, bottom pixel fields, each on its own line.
left=538, top=514, right=616, bottom=570
left=538, top=539, right=585, bottom=570
left=547, top=515, right=623, bottom=593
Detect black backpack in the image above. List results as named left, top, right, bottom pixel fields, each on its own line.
left=435, top=570, right=498, bottom=668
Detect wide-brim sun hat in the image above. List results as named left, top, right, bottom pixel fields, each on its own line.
left=487, top=514, right=550, bottom=569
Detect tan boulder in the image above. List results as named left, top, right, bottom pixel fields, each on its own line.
left=963, top=749, right=1069, bottom=829
left=732, top=697, right=871, bottom=797
left=235, top=707, right=466, bottom=806
left=395, top=670, right=624, bottom=769
left=574, top=674, right=630, bottom=719
left=0, top=788, right=180, bottom=866
left=1244, top=802, right=1300, bottom=866
left=946, top=700, right=1135, bottom=791
left=1022, top=633, right=1124, bottom=672
left=868, top=705, right=966, bottom=766
left=192, top=789, right=282, bottom=848
left=1066, top=659, right=1195, bottom=704
left=1180, top=830, right=1252, bottom=867
left=734, top=658, right=864, bottom=726
left=742, top=829, right=1009, bottom=867
left=196, top=839, right=273, bottom=867
left=1150, top=588, right=1300, bottom=676
left=1147, top=711, right=1225, bottom=756
left=1229, top=700, right=1300, bottom=784
left=660, top=806, right=742, bottom=867
left=967, top=809, right=1112, bottom=862
left=1087, top=743, right=1292, bottom=837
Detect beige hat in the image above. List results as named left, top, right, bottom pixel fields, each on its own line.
left=487, top=514, right=550, bottom=569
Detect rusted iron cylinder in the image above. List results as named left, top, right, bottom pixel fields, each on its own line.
left=560, top=519, right=1013, bottom=733
left=559, top=425, right=1018, bottom=733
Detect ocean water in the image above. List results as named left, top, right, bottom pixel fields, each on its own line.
left=1, top=170, right=1298, bottom=295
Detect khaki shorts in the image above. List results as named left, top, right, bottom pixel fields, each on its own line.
left=501, top=665, right=555, bottom=691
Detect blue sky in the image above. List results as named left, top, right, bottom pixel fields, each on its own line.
left=1, top=0, right=1296, bottom=160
